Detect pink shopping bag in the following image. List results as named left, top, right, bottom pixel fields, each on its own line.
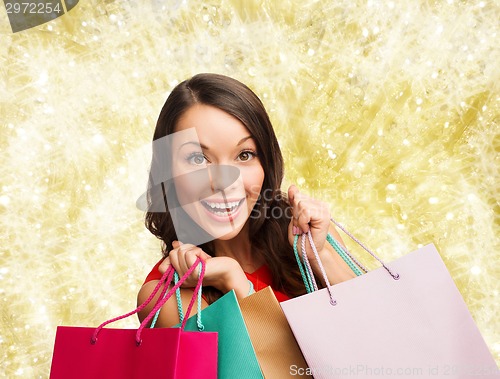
left=281, top=223, right=500, bottom=379
left=50, top=258, right=217, bottom=379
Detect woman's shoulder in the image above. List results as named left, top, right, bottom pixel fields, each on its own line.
left=143, top=258, right=164, bottom=284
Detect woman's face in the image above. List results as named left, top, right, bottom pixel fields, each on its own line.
left=171, top=104, right=265, bottom=241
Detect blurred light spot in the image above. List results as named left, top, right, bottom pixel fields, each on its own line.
left=446, top=212, right=454, bottom=220
left=429, top=197, right=439, bottom=204
left=470, top=266, right=481, bottom=275
left=37, top=71, right=48, bottom=86
left=93, top=134, right=105, bottom=144
left=0, top=195, right=10, bottom=206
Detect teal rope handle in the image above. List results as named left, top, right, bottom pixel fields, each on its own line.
left=174, top=272, right=184, bottom=320
left=176, top=263, right=204, bottom=331
left=151, top=271, right=185, bottom=328
left=326, top=233, right=364, bottom=276
left=293, top=234, right=314, bottom=293
left=150, top=264, right=204, bottom=331
left=293, top=231, right=366, bottom=293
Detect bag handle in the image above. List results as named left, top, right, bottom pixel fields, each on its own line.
left=326, top=233, right=367, bottom=276
left=150, top=267, right=205, bottom=331
left=293, top=225, right=365, bottom=294
left=90, top=258, right=205, bottom=346
left=136, top=258, right=205, bottom=344
left=296, top=219, right=400, bottom=305
left=301, top=231, right=337, bottom=305
left=329, top=218, right=399, bottom=280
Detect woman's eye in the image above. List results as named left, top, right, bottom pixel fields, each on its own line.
left=187, top=153, right=207, bottom=165
left=238, top=151, right=256, bottom=162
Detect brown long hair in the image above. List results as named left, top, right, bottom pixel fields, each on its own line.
left=145, top=73, right=307, bottom=302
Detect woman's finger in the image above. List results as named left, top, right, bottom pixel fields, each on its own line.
left=158, top=256, right=171, bottom=274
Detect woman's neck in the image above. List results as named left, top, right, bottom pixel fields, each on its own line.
left=213, top=223, right=262, bottom=273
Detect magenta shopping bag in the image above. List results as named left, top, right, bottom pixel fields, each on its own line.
left=281, top=223, right=500, bottom=379
left=50, top=258, right=217, bottom=379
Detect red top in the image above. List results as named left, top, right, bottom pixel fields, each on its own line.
left=144, top=259, right=290, bottom=302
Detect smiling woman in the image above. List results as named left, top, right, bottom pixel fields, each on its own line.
left=137, top=73, right=357, bottom=327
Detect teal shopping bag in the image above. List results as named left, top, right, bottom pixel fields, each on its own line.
left=175, top=290, right=263, bottom=379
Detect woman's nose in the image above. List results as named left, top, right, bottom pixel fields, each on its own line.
left=207, top=164, right=240, bottom=193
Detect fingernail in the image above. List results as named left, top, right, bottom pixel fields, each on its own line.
left=293, top=226, right=299, bottom=235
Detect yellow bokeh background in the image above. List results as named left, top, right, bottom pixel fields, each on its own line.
left=1, top=0, right=498, bottom=377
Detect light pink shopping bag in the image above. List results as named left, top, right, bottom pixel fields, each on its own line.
left=281, top=227, right=499, bottom=379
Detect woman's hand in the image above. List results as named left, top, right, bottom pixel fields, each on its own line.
left=287, top=185, right=357, bottom=285
left=287, top=184, right=331, bottom=258
left=159, top=241, right=251, bottom=298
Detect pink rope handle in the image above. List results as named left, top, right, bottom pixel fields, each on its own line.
left=305, top=231, right=337, bottom=305
left=91, top=266, right=175, bottom=344
left=136, top=258, right=206, bottom=345
left=330, top=218, right=400, bottom=280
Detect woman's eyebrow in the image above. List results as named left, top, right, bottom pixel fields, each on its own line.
left=237, top=136, right=253, bottom=145
left=179, top=136, right=253, bottom=151
left=179, top=141, right=208, bottom=150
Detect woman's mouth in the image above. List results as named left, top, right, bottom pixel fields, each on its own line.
left=201, top=198, right=245, bottom=217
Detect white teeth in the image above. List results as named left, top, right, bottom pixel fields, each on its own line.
left=203, top=200, right=241, bottom=213
left=205, top=201, right=239, bottom=209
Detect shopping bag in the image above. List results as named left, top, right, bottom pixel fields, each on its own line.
left=49, top=258, right=217, bottom=379
left=239, top=286, right=312, bottom=378
left=281, top=223, right=500, bottom=379
left=173, top=289, right=264, bottom=379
